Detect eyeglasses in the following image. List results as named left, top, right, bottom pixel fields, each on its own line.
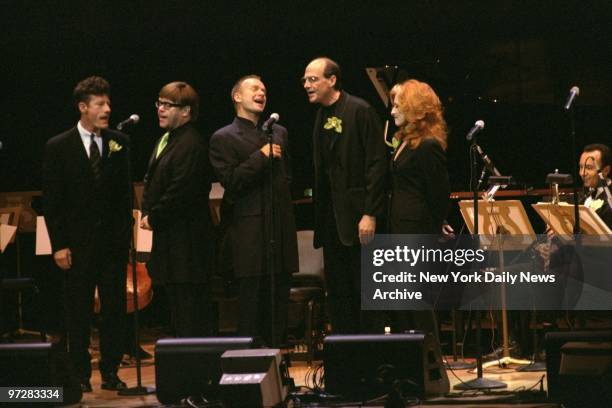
left=300, top=76, right=320, bottom=85
left=155, top=100, right=185, bottom=109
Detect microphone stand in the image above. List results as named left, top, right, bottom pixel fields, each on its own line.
left=568, top=106, right=581, bottom=235
left=454, top=130, right=506, bottom=390
left=264, top=125, right=277, bottom=348
left=118, top=133, right=154, bottom=396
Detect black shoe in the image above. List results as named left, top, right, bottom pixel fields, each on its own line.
left=101, top=372, right=127, bottom=391
left=80, top=381, right=93, bottom=393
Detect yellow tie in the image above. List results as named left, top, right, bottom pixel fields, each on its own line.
left=156, top=132, right=169, bottom=158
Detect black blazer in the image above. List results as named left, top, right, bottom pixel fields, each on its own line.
left=587, top=184, right=612, bottom=229
left=312, top=91, right=388, bottom=248
left=142, top=122, right=215, bottom=284
left=42, top=127, right=132, bottom=257
left=209, top=117, right=298, bottom=277
left=388, top=138, right=450, bottom=234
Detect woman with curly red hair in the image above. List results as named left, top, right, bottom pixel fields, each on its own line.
left=386, top=80, right=452, bottom=340
left=388, top=79, right=450, bottom=234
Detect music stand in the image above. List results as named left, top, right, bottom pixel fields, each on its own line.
left=0, top=223, right=17, bottom=253
left=532, top=202, right=612, bottom=239
left=1, top=206, right=41, bottom=339
left=458, top=200, right=535, bottom=380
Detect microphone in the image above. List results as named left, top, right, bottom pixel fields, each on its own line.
left=262, top=113, right=280, bottom=132
left=564, top=86, right=580, bottom=111
left=466, top=120, right=485, bottom=141
left=116, top=114, right=140, bottom=130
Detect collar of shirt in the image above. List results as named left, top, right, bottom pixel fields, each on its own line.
left=235, top=116, right=260, bottom=130
left=77, top=121, right=103, bottom=158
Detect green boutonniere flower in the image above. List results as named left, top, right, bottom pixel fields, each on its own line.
left=324, top=116, right=343, bottom=134
left=385, top=137, right=400, bottom=151
left=108, top=139, right=123, bottom=157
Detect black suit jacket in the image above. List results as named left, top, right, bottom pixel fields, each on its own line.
left=142, top=122, right=215, bottom=284
left=312, top=91, right=388, bottom=247
left=42, top=127, right=132, bottom=258
left=389, top=138, right=450, bottom=234
left=209, top=117, right=298, bottom=277
left=592, top=183, right=612, bottom=229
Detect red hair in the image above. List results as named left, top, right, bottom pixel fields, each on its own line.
left=392, top=79, right=447, bottom=150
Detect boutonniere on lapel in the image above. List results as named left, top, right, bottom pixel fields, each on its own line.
left=108, top=139, right=123, bottom=157
left=385, top=137, right=400, bottom=152
left=589, top=198, right=604, bottom=212
left=324, top=116, right=343, bottom=134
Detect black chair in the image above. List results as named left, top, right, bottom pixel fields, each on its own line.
left=288, top=230, right=325, bottom=363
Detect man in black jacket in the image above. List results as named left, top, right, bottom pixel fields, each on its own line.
left=43, top=76, right=132, bottom=392
left=209, top=75, right=298, bottom=346
left=141, top=81, right=215, bottom=337
left=303, top=57, right=387, bottom=333
left=580, top=143, right=612, bottom=228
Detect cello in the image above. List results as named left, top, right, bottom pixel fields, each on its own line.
left=94, top=262, right=153, bottom=313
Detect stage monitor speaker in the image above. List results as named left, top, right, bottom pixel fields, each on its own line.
left=545, top=330, right=612, bottom=407
left=154, top=337, right=253, bottom=404
left=0, top=342, right=81, bottom=406
left=219, top=348, right=286, bottom=408
left=324, top=333, right=449, bottom=401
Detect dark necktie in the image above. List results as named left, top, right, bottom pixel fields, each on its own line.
left=90, top=134, right=102, bottom=182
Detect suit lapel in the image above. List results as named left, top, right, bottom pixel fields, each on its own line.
left=328, top=93, right=347, bottom=152
left=144, top=136, right=166, bottom=182
left=69, top=128, right=94, bottom=176
left=145, top=127, right=183, bottom=184
left=312, top=109, right=323, bottom=169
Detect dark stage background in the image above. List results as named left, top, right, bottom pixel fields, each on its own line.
left=1, top=0, right=612, bottom=194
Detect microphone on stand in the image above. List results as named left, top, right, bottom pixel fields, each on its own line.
left=117, top=114, right=140, bottom=130
left=262, top=113, right=280, bottom=133
left=466, top=120, right=485, bottom=141
left=564, top=86, right=580, bottom=111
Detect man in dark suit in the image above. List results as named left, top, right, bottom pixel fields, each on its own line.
left=579, top=143, right=612, bottom=227
left=303, top=57, right=387, bottom=333
left=141, top=81, right=215, bottom=337
left=209, top=75, right=298, bottom=346
left=43, top=76, right=132, bottom=392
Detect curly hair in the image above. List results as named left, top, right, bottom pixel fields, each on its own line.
left=73, top=76, right=110, bottom=106
left=391, top=79, right=447, bottom=150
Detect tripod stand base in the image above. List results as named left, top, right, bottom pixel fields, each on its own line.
left=516, top=361, right=547, bottom=372
left=117, top=385, right=155, bottom=396
left=482, top=356, right=532, bottom=369
left=453, top=377, right=508, bottom=390
left=445, top=359, right=476, bottom=370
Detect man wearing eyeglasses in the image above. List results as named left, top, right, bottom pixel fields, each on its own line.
left=209, top=75, right=298, bottom=346
left=141, top=81, right=215, bottom=337
left=303, top=57, right=387, bottom=334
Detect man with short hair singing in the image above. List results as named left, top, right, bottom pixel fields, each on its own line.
left=209, top=75, right=298, bottom=346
